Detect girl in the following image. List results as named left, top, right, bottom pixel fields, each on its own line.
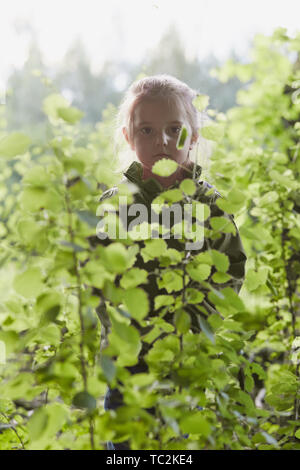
left=94, top=75, right=247, bottom=450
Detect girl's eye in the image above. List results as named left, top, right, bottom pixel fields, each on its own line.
left=140, top=127, right=152, bottom=135
left=171, top=126, right=181, bottom=134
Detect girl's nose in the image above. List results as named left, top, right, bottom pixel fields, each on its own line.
left=156, top=131, right=168, bottom=147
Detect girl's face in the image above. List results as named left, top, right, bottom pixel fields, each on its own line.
left=124, top=98, right=196, bottom=172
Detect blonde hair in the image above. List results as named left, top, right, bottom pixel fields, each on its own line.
left=114, top=74, right=213, bottom=175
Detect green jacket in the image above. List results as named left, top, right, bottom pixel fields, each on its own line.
left=90, top=161, right=247, bottom=366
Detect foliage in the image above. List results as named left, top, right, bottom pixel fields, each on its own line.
left=0, top=28, right=299, bottom=450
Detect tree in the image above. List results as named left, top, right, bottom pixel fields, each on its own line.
left=5, top=41, right=49, bottom=133
left=142, top=24, right=242, bottom=111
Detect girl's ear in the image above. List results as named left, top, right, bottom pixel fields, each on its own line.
left=122, top=127, right=135, bottom=150
left=189, top=134, right=198, bottom=150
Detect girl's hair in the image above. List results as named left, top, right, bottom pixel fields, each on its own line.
left=114, top=74, right=213, bottom=174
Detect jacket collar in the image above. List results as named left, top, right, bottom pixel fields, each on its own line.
left=123, top=161, right=202, bottom=198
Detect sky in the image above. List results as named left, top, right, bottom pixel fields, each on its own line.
left=0, top=0, right=299, bottom=92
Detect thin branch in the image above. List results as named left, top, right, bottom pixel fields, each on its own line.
left=0, top=413, right=25, bottom=450
left=65, top=189, right=88, bottom=391
left=64, top=186, right=97, bottom=450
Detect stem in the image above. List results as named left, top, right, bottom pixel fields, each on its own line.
left=65, top=190, right=88, bottom=391
left=0, top=413, right=25, bottom=450
left=89, top=417, right=95, bottom=450
left=65, top=187, right=96, bottom=448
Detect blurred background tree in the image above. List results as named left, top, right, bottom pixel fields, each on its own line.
left=4, top=24, right=244, bottom=135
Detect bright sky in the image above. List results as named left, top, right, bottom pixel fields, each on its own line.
left=0, top=0, right=299, bottom=91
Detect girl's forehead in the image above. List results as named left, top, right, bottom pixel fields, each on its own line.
left=133, top=97, right=186, bottom=123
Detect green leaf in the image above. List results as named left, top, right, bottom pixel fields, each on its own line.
left=160, top=248, right=184, bottom=265
left=210, top=216, right=236, bottom=234
left=57, top=106, right=84, bottom=124
left=210, top=250, right=229, bottom=273
left=103, top=281, right=123, bottom=305
left=208, top=287, right=245, bottom=314
left=201, top=123, right=224, bottom=142
left=17, top=217, right=44, bottom=245
left=251, top=363, right=267, bottom=380
left=244, top=375, right=254, bottom=393
left=142, top=325, right=162, bottom=344
left=161, top=188, right=183, bottom=202
left=158, top=270, right=184, bottom=293
left=227, top=189, right=245, bottom=204
left=141, top=239, right=167, bottom=262
left=154, top=295, right=175, bottom=310
left=244, top=267, right=268, bottom=291
left=176, top=126, right=188, bottom=149
left=40, top=305, right=60, bottom=325
left=208, top=313, right=223, bottom=330
left=237, top=390, right=255, bottom=412
left=258, top=191, right=279, bottom=207
left=222, top=287, right=245, bottom=311
left=104, top=243, right=129, bottom=273
left=120, top=268, right=148, bottom=289
left=185, top=288, right=205, bottom=304
left=174, top=309, right=191, bottom=334
left=180, top=179, right=196, bottom=195
left=27, top=408, right=49, bottom=441
left=43, top=93, right=69, bottom=120
left=27, top=403, right=68, bottom=443
left=152, top=158, right=178, bottom=177
left=22, top=165, right=52, bottom=186
left=212, top=272, right=231, bottom=283
left=0, top=372, right=36, bottom=400
left=269, top=170, right=298, bottom=190
left=193, top=94, right=210, bottom=112
left=186, top=263, right=211, bottom=281
left=109, top=318, right=141, bottom=365
left=180, top=411, right=211, bottom=436
left=123, top=288, right=149, bottom=321
left=216, top=188, right=245, bottom=214
left=239, top=226, right=262, bottom=241
left=216, top=198, right=241, bottom=214
left=13, top=267, right=44, bottom=299
left=72, top=391, right=97, bottom=411
left=0, top=331, right=20, bottom=357
left=72, top=147, right=94, bottom=164
left=83, top=260, right=113, bottom=289
left=39, top=324, right=61, bottom=346
left=21, top=187, right=63, bottom=213
left=44, top=403, right=68, bottom=438
left=0, top=132, right=31, bottom=158
left=194, top=251, right=213, bottom=265
left=100, top=355, right=116, bottom=383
